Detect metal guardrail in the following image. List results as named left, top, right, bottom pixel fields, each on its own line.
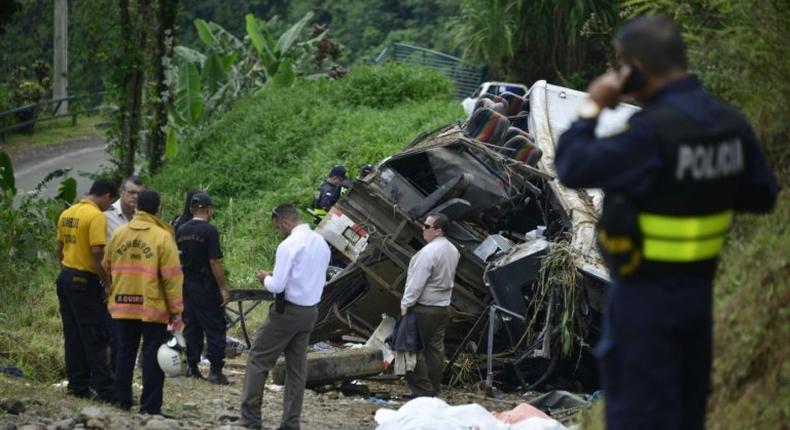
left=375, top=43, right=487, bottom=99
left=0, top=92, right=111, bottom=142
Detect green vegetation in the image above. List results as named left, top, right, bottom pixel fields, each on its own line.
left=0, top=196, right=64, bottom=381
left=150, top=63, right=460, bottom=285
left=0, top=63, right=461, bottom=381
left=707, top=190, right=789, bottom=429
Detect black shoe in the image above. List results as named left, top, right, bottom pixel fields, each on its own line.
left=207, top=367, right=231, bottom=385
left=186, top=365, right=205, bottom=380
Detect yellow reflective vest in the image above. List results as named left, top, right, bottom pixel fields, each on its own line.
left=104, top=211, right=183, bottom=323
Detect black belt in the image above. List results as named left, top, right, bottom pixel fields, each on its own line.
left=284, top=300, right=317, bottom=308
left=62, top=267, right=98, bottom=278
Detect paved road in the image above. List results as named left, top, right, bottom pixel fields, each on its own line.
left=12, top=137, right=111, bottom=201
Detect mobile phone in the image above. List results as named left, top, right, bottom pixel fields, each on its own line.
left=621, top=65, right=645, bottom=94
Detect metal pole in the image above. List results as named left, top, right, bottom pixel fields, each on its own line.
left=485, top=305, right=496, bottom=396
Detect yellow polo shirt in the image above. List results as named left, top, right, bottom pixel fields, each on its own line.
left=57, top=199, right=107, bottom=273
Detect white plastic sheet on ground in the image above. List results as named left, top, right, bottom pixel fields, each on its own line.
left=374, top=397, right=567, bottom=430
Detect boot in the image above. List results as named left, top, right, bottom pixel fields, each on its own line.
left=186, top=364, right=205, bottom=380
left=207, top=367, right=230, bottom=385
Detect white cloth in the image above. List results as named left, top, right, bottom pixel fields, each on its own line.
left=263, top=223, right=331, bottom=306
left=104, top=199, right=132, bottom=240
left=375, top=397, right=567, bottom=430
left=401, top=236, right=460, bottom=309
left=392, top=351, right=417, bottom=376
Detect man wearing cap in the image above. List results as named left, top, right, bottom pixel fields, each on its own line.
left=312, top=165, right=349, bottom=211
left=175, top=191, right=231, bottom=385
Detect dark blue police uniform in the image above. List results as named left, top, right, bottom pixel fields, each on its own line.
left=176, top=219, right=227, bottom=375
left=313, top=180, right=342, bottom=210
left=555, top=76, right=778, bottom=430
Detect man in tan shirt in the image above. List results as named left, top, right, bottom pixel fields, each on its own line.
left=400, top=212, right=460, bottom=397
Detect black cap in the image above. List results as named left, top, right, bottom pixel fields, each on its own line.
left=329, top=165, right=347, bottom=178
left=190, top=192, right=213, bottom=208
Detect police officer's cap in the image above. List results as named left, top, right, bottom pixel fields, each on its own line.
left=329, top=165, right=347, bottom=178
left=190, top=192, right=213, bottom=209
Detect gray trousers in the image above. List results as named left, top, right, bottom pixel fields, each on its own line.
left=240, top=303, right=318, bottom=430
left=406, top=304, right=450, bottom=396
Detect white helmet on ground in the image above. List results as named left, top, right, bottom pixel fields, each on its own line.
left=157, top=333, right=187, bottom=377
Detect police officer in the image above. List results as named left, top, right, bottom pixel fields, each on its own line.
left=312, top=165, right=348, bottom=211
left=56, top=179, right=118, bottom=402
left=104, top=190, right=184, bottom=415
left=555, top=15, right=778, bottom=430
left=175, top=191, right=231, bottom=384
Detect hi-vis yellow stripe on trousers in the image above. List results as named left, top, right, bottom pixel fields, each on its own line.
left=638, top=210, right=733, bottom=262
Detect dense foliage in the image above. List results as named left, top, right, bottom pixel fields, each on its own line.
left=177, top=0, right=462, bottom=64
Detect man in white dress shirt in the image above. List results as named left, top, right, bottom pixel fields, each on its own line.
left=400, top=212, right=460, bottom=397
left=105, top=176, right=144, bottom=239
left=239, top=204, right=331, bottom=430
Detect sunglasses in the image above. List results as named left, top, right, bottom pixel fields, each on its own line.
left=422, top=223, right=437, bottom=230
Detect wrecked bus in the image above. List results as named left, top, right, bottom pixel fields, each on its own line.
left=305, top=80, right=638, bottom=391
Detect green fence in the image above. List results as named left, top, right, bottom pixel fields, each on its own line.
left=375, top=43, right=487, bottom=99
left=0, top=92, right=110, bottom=142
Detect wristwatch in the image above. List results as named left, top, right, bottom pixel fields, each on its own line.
left=577, top=99, right=602, bottom=119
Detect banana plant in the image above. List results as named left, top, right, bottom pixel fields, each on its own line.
left=167, top=12, right=325, bottom=160
left=245, top=12, right=323, bottom=88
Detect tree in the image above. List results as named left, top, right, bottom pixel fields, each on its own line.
left=147, top=0, right=179, bottom=174
left=113, top=0, right=149, bottom=177
left=53, top=0, right=68, bottom=114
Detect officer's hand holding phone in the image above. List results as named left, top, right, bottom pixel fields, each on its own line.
left=586, top=65, right=637, bottom=109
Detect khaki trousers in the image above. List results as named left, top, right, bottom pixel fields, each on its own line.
left=240, top=303, right=317, bottom=430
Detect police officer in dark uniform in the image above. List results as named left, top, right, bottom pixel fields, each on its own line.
left=555, top=15, right=778, bottom=430
left=312, top=165, right=349, bottom=211
left=175, top=191, right=231, bottom=385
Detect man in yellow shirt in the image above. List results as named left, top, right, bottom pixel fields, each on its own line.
left=55, top=179, right=118, bottom=402
left=104, top=190, right=183, bottom=415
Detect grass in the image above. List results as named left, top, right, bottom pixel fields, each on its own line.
left=0, top=114, right=108, bottom=157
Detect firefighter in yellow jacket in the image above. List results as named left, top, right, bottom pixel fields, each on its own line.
left=104, top=190, right=183, bottom=415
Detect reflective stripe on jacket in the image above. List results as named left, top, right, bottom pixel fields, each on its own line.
left=638, top=210, right=733, bottom=262
left=104, top=211, right=183, bottom=323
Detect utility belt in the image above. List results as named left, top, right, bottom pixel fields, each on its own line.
left=597, top=195, right=730, bottom=278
